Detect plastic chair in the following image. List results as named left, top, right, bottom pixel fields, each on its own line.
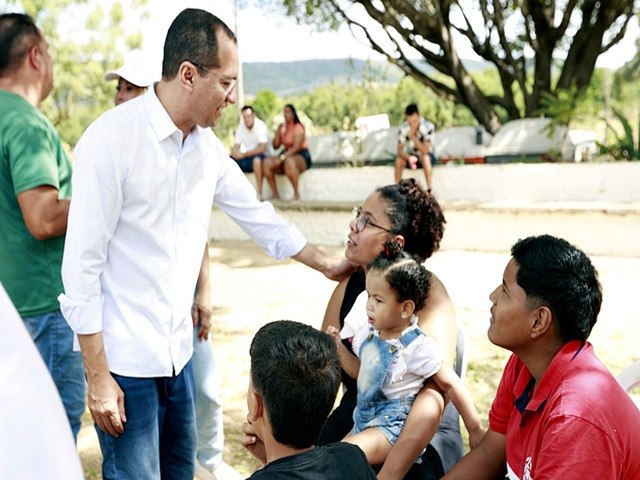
left=455, top=323, right=469, bottom=380
left=616, top=360, right=640, bottom=392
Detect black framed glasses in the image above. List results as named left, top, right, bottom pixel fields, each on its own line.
left=351, top=206, right=392, bottom=233
left=188, top=61, right=237, bottom=95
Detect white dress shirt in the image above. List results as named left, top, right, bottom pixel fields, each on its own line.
left=59, top=87, right=306, bottom=378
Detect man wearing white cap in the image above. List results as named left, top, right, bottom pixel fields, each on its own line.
left=104, top=51, right=156, bottom=106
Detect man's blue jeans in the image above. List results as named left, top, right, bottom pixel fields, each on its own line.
left=193, top=329, right=224, bottom=471
left=96, top=359, right=197, bottom=480
left=23, top=310, right=86, bottom=440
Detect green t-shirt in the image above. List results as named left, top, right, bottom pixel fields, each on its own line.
left=0, top=90, right=73, bottom=316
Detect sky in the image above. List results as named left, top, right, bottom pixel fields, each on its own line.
left=138, top=0, right=639, bottom=69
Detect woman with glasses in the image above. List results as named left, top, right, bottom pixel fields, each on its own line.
left=318, top=178, right=462, bottom=479
left=262, top=104, right=312, bottom=200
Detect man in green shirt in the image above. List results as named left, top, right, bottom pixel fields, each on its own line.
left=0, top=12, right=85, bottom=439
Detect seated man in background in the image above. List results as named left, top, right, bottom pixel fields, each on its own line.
left=395, top=103, right=435, bottom=190
left=241, top=320, right=377, bottom=479
left=444, top=234, right=640, bottom=480
left=230, top=105, right=269, bottom=198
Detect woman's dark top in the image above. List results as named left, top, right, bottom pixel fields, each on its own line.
left=317, top=270, right=463, bottom=479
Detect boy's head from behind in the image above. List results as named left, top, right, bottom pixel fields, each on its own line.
left=248, top=320, right=341, bottom=449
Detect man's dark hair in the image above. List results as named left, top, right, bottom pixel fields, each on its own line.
left=0, top=13, right=42, bottom=76
left=241, top=105, right=254, bottom=113
left=512, top=235, right=602, bottom=342
left=405, top=103, right=419, bottom=116
left=161, top=8, right=236, bottom=80
left=250, top=320, right=341, bottom=450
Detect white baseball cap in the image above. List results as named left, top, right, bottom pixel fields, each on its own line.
left=104, top=51, right=158, bottom=88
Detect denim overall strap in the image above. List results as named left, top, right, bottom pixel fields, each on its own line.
left=398, top=326, right=423, bottom=348
left=357, top=329, right=401, bottom=404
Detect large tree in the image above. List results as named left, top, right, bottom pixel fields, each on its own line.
left=270, top=0, right=638, bottom=133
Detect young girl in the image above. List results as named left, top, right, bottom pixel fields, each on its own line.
left=327, top=243, right=485, bottom=466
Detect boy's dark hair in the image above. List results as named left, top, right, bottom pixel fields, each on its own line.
left=512, top=235, right=602, bottom=341
left=0, top=13, right=42, bottom=76
left=376, top=179, right=445, bottom=261
left=405, top=103, right=419, bottom=116
left=250, top=320, right=341, bottom=449
left=162, top=8, right=236, bottom=80
left=368, top=242, right=431, bottom=311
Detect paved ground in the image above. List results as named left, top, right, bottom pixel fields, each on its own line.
left=79, top=220, right=640, bottom=478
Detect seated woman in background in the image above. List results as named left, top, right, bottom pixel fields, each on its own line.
left=263, top=104, right=312, bottom=201
left=318, top=179, right=463, bottom=479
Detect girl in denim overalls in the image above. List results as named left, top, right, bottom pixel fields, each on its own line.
left=328, top=243, right=485, bottom=466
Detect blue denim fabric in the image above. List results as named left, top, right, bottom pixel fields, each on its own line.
left=97, top=360, right=197, bottom=480
left=193, top=327, right=224, bottom=471
left=23, top=310, right=86, bottom=440
left=352, top=328, right=422, bottom=444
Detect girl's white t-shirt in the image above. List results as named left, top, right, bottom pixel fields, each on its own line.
left=341, top=291, right=443, bottom=399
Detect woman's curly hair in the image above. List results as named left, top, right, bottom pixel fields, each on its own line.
left=376, top=179, right=446, bottom=261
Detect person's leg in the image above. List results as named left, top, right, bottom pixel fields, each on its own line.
left=96, top=375, right=161, bottom=480
left=283, top=155, right=307, bottom=200
left=252, top=156, right=264, bottom=199
left=23, top=310, right=86, bottom=440
left=160, top=359, right=198, bottom=479
left=193, top=330, right=224, bottom=473
left=420, top=153, right=433, bottom=190
left=344, top=428, right=393, bottom=466
left=394, top=156, right=405, bottom=183
left=263, top=156, right=281, bottom=200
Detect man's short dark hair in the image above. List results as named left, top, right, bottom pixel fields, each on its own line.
left=512, top=235, right=602, bottom=342
left=161, top=8, right=236, bottom=80
left=405, top=103, right=419, bottom=116
left=241, top=105, right=254, bottom=113
left=0, top=13, right=42, bottom=76
left=250, top=320, right=340, bottom=450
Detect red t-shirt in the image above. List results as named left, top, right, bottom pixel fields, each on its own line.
left=489, top=340, right=640, bottom=480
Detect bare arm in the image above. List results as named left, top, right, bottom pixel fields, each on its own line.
left=292, top=243, right=355, bottom=281
left=272, top=123, right=284, bottom=150
left=443, top=430, right=506, bottom=480
left=193, top=243, right=212, bottom=340
left=432, top=368, right=485, bottom=448
left=326, top=326, right=359, bottom=379
left=77, top=332, right=125, bottom=437
left=16, top=185, right=70, bottom=240
left=378, top=272, right=457, bottom=478
left=320, top=279, right=349, bottom=332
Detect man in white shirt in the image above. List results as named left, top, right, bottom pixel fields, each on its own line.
left=59, top=8, right=349, bottom=480
left=230, top=105, right=269, bottom=199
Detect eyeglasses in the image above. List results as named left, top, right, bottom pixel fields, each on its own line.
left=189, top=61, right=237, bottom=96
left=351, top=206, right=392, bottom=233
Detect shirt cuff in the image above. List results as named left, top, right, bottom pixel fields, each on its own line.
left=58, top=293, right=104, bottom=334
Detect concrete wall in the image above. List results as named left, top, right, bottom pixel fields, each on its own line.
left=211, top=162, right=640, bottom=256
left=245, top=162, right=640, bottom=204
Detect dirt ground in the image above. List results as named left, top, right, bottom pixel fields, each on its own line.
left=79, top=238, right=640, bottom=479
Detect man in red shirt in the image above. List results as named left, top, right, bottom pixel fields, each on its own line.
left=445, top=234, right=640, bottom=480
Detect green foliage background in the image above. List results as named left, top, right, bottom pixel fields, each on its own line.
left=2, top=1, right=639, bottom=160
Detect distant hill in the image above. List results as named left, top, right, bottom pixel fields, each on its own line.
left=241, top=57, right=489, bottom=96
